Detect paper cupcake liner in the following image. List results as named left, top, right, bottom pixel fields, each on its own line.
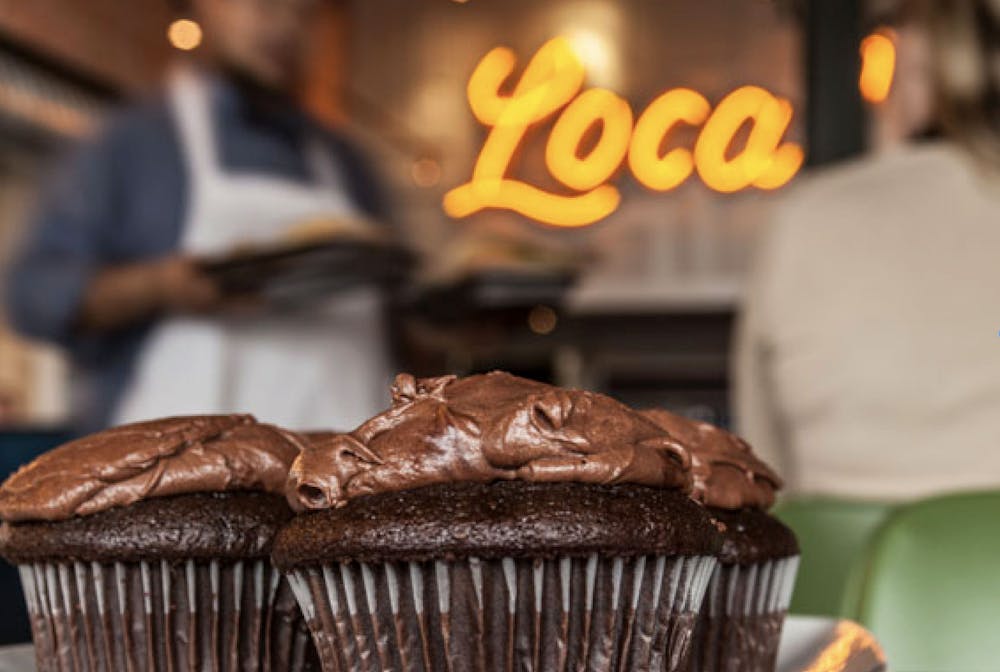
left=287, top=553, right=717, bottom=672
left=687, top=556, right=800, bottom=672
left=17, top=559, right=316, bottom=672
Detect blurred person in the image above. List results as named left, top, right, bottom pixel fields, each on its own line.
left=736, top=0, right=1000, bottom=500
left=5, top=0, right=394, bottom=434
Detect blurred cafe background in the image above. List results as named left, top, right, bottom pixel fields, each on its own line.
left=0, top=0, right=999, bottom=666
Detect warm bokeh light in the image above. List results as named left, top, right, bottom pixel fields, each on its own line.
left=694, top=86, right=804, bottom=193
left=860, top=29, right=896, bottom=104
left=564, top=28, right=618, bottom=89
left=167, top=19, right=203, bottom=51
left=629, top=88, right=711, bottom=191
left=528, top=305, right=559, bottom=335
left=545, top=88, right=632, bottom=191
left=411, top=158, right=442, bottom=187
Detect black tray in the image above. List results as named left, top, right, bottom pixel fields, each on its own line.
left=197, top=240, right=415, bottom=304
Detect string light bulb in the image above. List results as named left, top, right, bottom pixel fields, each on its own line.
left=528, top=305, right=559, bottom=335
left=168, top=19, right=203, bottom=51
left=412, top=158, right=442, bottom=187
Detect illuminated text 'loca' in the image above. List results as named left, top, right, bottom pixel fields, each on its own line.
left=443, top=37, right=804, bottom=227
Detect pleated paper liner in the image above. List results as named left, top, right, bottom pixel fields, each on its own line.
left=18, top=559, right=317, bottom=672
left=287, top=553, right=717, bottom=672
left=687, top=556, right=800, bottom=672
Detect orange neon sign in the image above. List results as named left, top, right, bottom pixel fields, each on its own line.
left=443, top=37, right=804, bottom=228
left=859, top=29, right=896, bottom=104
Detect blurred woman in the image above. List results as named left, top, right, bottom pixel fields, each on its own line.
left=735, top=0, right=1000, bottom=499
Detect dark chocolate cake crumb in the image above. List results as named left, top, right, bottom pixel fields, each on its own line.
left=0, top=491, right=293, bottom=564
left=273, top=481, right=722, bottom=569
left=708, top=507, right=799, bottom=565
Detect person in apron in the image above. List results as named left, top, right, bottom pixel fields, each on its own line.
left=113, top=67, right=392, bottom=429
left=6, top=0, right=394, bottom=433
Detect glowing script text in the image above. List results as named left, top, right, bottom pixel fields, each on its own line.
left=443, top=37, right=804, bottom=227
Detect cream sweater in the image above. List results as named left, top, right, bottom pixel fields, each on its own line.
left=735, top=142, right=1000, bottom=500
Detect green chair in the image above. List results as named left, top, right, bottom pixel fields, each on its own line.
left=852, top=490, right=1000, bottom=672
left=772, top=497, right=895, bottom=617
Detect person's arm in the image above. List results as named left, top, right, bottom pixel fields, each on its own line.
left=5, top=124, right=222, bottom=345
left=733, top=298, right=787, bottom=474
left=732, top=217, right=790, bottom=477
left=76, top=256, right=221, bottom=333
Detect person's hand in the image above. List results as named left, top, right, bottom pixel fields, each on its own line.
left=78, top=255, right=261, bottom=333
left=153, top=256, right=224, bottom=315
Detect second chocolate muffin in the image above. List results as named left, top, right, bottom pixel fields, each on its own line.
left=275, top=372, right=722, bottom=672
left=643, top=409, right=799, bottom=672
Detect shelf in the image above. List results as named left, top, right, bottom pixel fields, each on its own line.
left=567, top=276, right=742, bottom=315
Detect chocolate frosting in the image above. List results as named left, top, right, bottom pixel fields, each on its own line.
left=0, top=415, right=306, bottom=523
left=287, top=372, right=691, bottom=511
left=641, top=409, right=781, bottom=510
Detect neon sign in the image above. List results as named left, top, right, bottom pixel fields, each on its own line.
left=859, top=28, right=896, bottom=104
left=443, top=37, right=804, bottom=228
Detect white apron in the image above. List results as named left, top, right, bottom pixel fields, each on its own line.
left=114, top=69, right=390, bottom=429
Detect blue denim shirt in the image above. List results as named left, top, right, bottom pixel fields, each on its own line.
left=5, top=75, right=390, bottom=433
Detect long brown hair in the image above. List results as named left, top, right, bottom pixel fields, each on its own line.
left=921, top=0, right=1000, bottom=165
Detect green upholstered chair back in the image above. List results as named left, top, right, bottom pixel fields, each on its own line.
left=772, top=497, right=895, bottom=617
left=852, top=490, right=1000, bottom=672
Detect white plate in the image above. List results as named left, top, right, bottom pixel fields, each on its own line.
left=778, top=616, right=887, bottom=672
left=0, top=645, right=32, bottom=672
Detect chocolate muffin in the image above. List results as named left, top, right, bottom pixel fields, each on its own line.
left=642, top=409, right=799, bottom=672
left=0, top=415, right=318, bottom=672
left=274, top=372, right=722, bottom=672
